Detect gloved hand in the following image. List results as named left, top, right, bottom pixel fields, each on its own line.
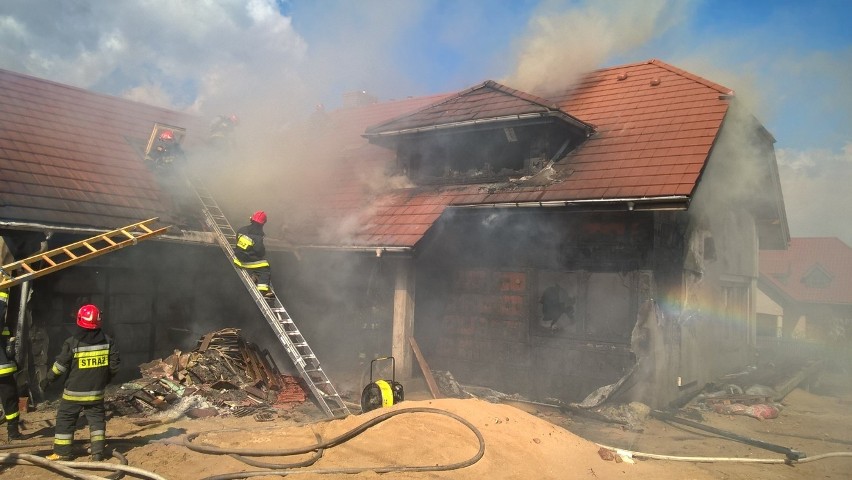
left=39, top=377, right=50, bottom=391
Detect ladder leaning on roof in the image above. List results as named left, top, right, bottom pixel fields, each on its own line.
left=0, top=218, right=169, bottom=290
left=189, top=177, right=351, bottom=419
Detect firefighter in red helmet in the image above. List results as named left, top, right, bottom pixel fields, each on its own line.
left=234, top=211, right=274, bottom=297
left=147, top=129, right=185, bottom=171
left=41, top=304, right=120, bottom=461
left=209, top=113, right=239, bottom=145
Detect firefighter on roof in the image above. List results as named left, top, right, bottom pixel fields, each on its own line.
left=234, top=211, right=274, bottom=297
left=146, top=129, right=185, bottom=171
left=209, top=113, right=239, bottom=146
left=41, top=304, right=120, bottom=461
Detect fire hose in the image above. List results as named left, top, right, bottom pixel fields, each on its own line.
left=183, top=407, right=486, bottom=480
left=0, top=449, right=165, bottom=480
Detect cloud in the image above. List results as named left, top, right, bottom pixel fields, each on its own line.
left=776, top=144, right=852, bottom=245
left=0, top=0, right=307, bottom=117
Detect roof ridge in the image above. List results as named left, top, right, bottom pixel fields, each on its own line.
left=647, top=59, right=733, bottom=95
left=364, top=79, right=573, bottom=135
left=483, top=80, right=560, bottom=110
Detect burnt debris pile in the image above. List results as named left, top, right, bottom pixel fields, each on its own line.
left=111, top=328, right=307, bottom=420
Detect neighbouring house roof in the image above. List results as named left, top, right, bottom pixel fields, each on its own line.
left=0, top=68, right=202, bottom=233
left=302, top=59, right=739, bottom=248
left=759, top=237, right=852, bottom=306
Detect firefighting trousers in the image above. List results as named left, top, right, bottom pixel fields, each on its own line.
left=0, top=374, right=18, bottom=431
left=53, top=400, right=105, bottom=456
left=234, top=261, right=271, bottom=293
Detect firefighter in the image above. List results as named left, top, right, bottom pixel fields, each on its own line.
left=234, top=211, right=274, bottom=297
left=146, top=129, right=185, bottom=171
left=40, top=304, right=120, bottom=461
left=0, top=319, right=21, bottom=441
left=209, top=113, right=239, bottom=141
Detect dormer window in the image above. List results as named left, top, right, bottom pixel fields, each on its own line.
left=363, top=80, right=593, bottom=186
left=802, top=265, right=832, bottom=289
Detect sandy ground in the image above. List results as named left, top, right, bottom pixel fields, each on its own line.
left=1, top=372, right=851, bottom=479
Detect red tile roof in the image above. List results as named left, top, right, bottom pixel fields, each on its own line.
left=0, top=59, right=736, bottom=249
left=760, top=238, right=852, bottom=305
left=0, top=68, right=200, bottom=230
left=306, top=59, right=733, bottom=248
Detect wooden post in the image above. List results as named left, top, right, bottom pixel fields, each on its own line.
left=409, top=336, right=442, bottom=399
left=392, top=257, right=415, bottom=379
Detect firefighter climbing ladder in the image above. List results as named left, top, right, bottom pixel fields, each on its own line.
left=0, top=218, right=168, bottom=290
left=190, top=179, right=351, bottom=419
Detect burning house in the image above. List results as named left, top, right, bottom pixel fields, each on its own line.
left=0, top=58, right=789, bottom=412
left=278, top=59, right=789, bottom=409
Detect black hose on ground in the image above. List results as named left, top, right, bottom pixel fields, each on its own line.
left=650, top=409, right=806, bottom=461
left=183, top=407, right=486, bottom=480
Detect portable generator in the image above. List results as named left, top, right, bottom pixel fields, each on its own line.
left=360, top=356, right=404, bottom=413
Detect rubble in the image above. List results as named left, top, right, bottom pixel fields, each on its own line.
left=111, top=328, right=308, bottom=421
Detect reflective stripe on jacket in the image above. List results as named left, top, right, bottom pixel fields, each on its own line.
left=234, top=223, right=267, bottom=265
left=51, top=329, right=120, bottom=404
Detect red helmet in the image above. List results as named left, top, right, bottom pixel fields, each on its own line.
left=77, top=304, right=101, bottom=329
left=250, top=211, right=267, bottom=225
left=228, top=113, right=239, bottom=125
left=158, top=130, right=175, bottom=142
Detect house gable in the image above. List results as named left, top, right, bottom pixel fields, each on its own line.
left=363, top=80, right=593, bottom=186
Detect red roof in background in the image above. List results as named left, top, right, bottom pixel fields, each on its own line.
left=759, top=238, right=852, bottom=305
left=0, top=68, right=201, bottom=230
left=308, top=59, right=733, bottom=248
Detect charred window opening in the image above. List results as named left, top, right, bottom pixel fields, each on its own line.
left=395, top=120, right=584, bottom=185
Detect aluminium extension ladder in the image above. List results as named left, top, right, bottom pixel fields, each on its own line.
left=190, top=178, right=351, bottom=418
left=0, top=218, right=168, bottom=290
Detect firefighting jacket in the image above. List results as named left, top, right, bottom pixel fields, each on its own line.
left=233, top=223, right=268, bottom=268
left=48, top=328, right=120, bottom=404
left=0, top=323, right=16, bottom=378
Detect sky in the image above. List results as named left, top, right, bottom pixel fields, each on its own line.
left=0, top=0, right=849, bottom=244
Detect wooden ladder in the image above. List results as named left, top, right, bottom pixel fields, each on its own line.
left=0, top=218, right=168, bottom=290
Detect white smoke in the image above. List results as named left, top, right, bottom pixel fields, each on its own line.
left=776, top=144, right=852, bottom=245
left=503, top=0, right=688, bottom=95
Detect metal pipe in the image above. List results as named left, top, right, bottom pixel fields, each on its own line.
left=0, top=220, right=216, bottom=245
left=451, top=195, right=690, bottom=210
left=291, top=245, right=412, bottom=254
left=14, top=281, right=28, bottom=362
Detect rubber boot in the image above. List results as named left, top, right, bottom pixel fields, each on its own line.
left=90, top=439, right=105, bottom=461
left=7, top=420, right=22, bottom=440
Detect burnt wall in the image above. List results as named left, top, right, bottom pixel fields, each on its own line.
left=274, top=250, right=395, bottom=394
left=413, top=209, right=653, bottom=402
left=29, top=239, right=273, bottom=385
